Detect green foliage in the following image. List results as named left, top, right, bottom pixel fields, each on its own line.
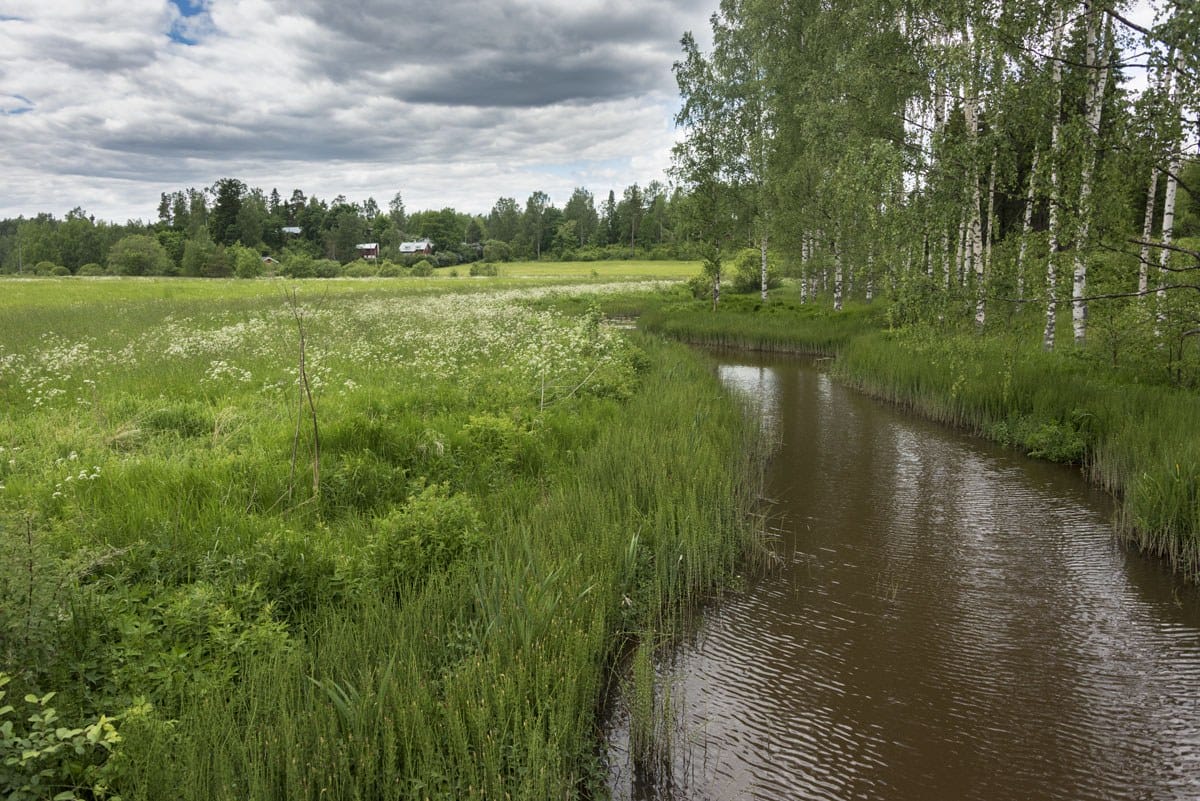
left=107, top=236, right=170, bottom=277
left=313, top=259, right=341, bottom=278
left=77, top=263, right=105, bottom=276
left=180, top=235, right=228, bottom=278
left=51, top=265, right=71, bottom=277
left=366, top=482, right=484, bottom=592
left=468, top=262, right=497, bottom=277
left=0, top=674, right=123, bottom=801
left=728, top=248, right=781, bottom=294
left=410, top=259, right=433, bottom=277
left=376, top=261, right=404, bottom=278
left=279, top=252, right=315, bottom=278
left=228, top=244, right=263, bottom=279
left=340, top=259, right=377, bottom=277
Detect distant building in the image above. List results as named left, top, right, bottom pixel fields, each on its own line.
left=356, top=242, right=380, bottom=260
left=399, top=239, right=434, bottom=255
left=261, top=256, right=279, bottom=265
left=281, top=226, right=302, bottom=235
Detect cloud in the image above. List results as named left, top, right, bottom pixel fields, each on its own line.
left=0, top=0, right=712, bottom=220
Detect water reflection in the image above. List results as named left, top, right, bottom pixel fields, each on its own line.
left=607, top=351, right=1200, bottom=801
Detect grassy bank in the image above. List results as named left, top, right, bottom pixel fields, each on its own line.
left=629, top=291, right=1200, bottom=579
left=0, top=279, right=760, bottom=798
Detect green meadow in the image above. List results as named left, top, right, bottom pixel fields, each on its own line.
left=434, top=260, right=698, bottom=280
left=0, top=275, right=760, bottom=799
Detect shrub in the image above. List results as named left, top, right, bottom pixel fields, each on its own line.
left=313, top=259, right=341, bottom=278
left=34, top=261, right=58, bottom=276
left=469, top=262, right=498, bottom=277
left=482, top=240, right=512, bottom=262
left=51, top=265, right=71, bottom=277
left=367, top=483, right=483, bottom=591
left=377, top=261, right=405, bottom=278
left=280, top=254, right=315, bottom=278
left=230, top=245, right=264, bottom=279
left=411, top=260, right=434, bottom=277
left=341, top=259, right=378, bottom=278
left=729, top=247, right=781, bottom=294
left=77, top=263, right=105, bottom=276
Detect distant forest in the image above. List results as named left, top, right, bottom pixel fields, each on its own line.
left=0, top=179, right=697, bottom=277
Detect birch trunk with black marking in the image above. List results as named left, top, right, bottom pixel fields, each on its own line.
left=1043, top=9, right=1070, bottom=351
left=1071, top=8, right=1111, bottom=346
left=1017, top=147, right=1041, bottom=300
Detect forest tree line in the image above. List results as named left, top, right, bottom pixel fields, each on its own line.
left=0, top=179, right=699, bottom=277
left=673, top=0, right=1199, bottom=352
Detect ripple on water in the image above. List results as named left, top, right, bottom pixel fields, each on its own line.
left=607, top=353, right=1200, bottom=801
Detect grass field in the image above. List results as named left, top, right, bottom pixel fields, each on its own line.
left=434, top=259, right=700, bottom=279
left=0, top=275, right=759, bottom=799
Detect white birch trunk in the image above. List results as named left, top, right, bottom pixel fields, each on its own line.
left=833, top=242, right=843, bottom=311
left=1071, top=9, right=1110, bottom=346
left=984, top=148, right=998, bottom=281
left=760, top=232, right=769, bottom=302
left=1017, top=147, right=1041, bottom=300
left=943, top=230, right=951, bottom=291
left=866, top=253, right=875, bottom=302
left=1043, top=9, right=1070, bottom=351
left=964, top=86, right=986, bottom=326
left=1139, top=168, right=1159, bottom=296
left=1157, top=49, right=1185, bottom=309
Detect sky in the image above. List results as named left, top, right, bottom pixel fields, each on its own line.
left=0, top=0, right=716, bottom=222
left=0, top=1, right=1166, bottom=224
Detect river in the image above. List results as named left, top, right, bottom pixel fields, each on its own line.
left=606, top=350, right=1200, bottom=801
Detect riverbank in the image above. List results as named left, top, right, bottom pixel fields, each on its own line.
left=630, top=292, right=1200, bottom=580
left=0, top=279, right=761, bottom=798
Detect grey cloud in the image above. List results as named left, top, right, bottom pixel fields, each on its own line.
left=280, top=0, right=708, bottom=107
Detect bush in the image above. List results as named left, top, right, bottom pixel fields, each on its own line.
left=109, top=235, right=174, bottom=276
left=482, top=240, right=512, bottom=262
left=729, top=247, right=781, bottom=294
left=77, top=263, right=105, bottom=276
left=33, top=261, right=58, bottom=276
left=230, top=245, right=264, bottom=279
left=280, top=254, right=315, bottom=278
left=366, top=483, right=483, bottom=591
left=411, top=260, right=434, bottom=277
left=433, top=251, right=459, bottom=268
left=313, top=259, right=340, bottom=278
left=51, top=265, right=71, bottom=277
left=341, top=259, right=378, bottom=277
left=469, top=262, right=498, bottom=277
left=377, top=261, right=405, bottom=278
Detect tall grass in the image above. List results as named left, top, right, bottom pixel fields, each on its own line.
left=639, top=298, right=886, bottom=355
left=108, top=335, right=762, bottom=799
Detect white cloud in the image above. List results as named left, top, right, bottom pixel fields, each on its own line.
left=0, top=0, right=713, bottom=220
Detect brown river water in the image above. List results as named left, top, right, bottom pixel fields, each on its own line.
left=606, top=350, right=1200, bottom=801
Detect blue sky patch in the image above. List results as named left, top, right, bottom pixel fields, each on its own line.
left=1, top=94, right=34, bottom=116
left=168, top=0, right=209, bottom=45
